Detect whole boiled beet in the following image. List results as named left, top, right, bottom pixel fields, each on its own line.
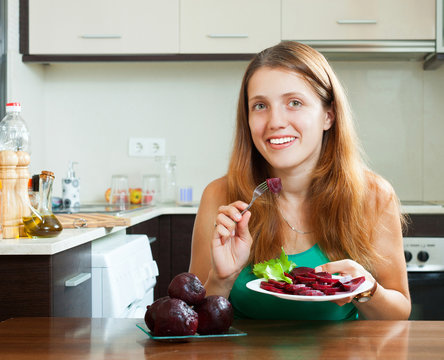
left=144, top=296, right=170, bottom=331
left=168, top=272, right=206, bottom=306
left=145, top=297, right=198, bottom=336
left=194, top=295, right=233, bottom=335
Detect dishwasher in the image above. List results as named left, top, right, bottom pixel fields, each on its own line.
left=91, top=232, right=158, bottom=318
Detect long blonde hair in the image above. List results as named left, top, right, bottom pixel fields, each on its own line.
left=227, top=41, right=401, bottom=272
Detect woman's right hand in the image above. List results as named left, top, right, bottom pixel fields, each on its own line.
left=211, top=201, right=253, bottom=281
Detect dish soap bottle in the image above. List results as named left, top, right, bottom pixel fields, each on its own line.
left=23, top=171, right=63, bottom=238
left=62, top=161, right=80, bottom=208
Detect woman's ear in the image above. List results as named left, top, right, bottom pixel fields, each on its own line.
left=323, top=102, right=335, bottom=131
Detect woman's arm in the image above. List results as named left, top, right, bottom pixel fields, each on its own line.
left=189, top=177, right=253, bottom=298
left=317, top=185, right=411, bottom=320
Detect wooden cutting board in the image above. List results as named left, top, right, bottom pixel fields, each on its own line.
left=56, top=213, right=131, bottom=229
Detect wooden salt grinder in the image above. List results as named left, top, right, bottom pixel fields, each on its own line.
left=16, top=151, right=31, bottom=237
left=0, top=150, right=20, bottom=239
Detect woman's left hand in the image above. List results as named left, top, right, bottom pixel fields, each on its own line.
left=315, top=259, right=376, bottom=306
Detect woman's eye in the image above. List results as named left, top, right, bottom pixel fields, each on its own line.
left=252, top=103, right=266, bottom=111
left=289, top=100, right=301, bottom=108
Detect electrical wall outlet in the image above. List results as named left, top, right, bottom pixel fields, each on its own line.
left=128, top=138, right=166, bottom=157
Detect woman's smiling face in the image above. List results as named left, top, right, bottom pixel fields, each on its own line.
left=247, top=67, right=334, bottom=173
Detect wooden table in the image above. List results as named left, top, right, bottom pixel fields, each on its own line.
left=0, top=317, right=443, bottom=359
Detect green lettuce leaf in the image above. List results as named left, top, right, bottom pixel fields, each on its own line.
left=252, top=247, right=296, bottom=284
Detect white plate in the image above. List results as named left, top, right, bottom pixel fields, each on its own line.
left=246, top=277, right=373, bottom=302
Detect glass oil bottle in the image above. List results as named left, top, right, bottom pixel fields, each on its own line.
left=23, top=171, right=63, bottom=238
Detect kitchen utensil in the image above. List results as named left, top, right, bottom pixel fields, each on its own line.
left=240, top=180, right=269, bottom=215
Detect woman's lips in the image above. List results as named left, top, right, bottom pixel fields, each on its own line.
left=268, top=136, right=296, bottom=149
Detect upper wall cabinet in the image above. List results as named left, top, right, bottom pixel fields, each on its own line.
left=28, top=0, right=179, bottom=54
left=282, top=0, right=435, bottom=41
left=179, top=0, right=280, bottom=53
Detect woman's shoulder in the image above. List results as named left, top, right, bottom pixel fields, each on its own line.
left=201, top=176, right=229, bottom=207
left=364, top=170, right=398, bottom=211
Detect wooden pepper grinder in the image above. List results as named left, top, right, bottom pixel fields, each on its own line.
left=0, top=150, right=20, bottom=239
left=16, top=151, right=31, bottom=237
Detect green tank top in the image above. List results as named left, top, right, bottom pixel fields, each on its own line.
left=229, top=244, right=358, bottom=320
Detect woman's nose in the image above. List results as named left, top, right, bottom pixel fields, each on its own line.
left=268, top=106, right=288, bottom=129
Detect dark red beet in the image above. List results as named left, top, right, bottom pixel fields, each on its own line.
left=299, top=289, right=325, bottom=296
left=266, top=178, right=282, bottom=194
left=144, top=296, right=170, bottom=331
left=146, top=297, right=198, bottom=337
left=260, top=268, right=365, bottom=296
left=290, top=267, right=315, bottom=277
left=294, top=275, right=317, bottom=284
left=267, top=279, right=286, bottom=289
left=339, top=276, right=365, bottom=292
left=195, top=295, right=233, bottom=335
left=168, top=272, right=206, bottom=306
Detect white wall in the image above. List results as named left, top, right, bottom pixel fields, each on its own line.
left=7, top=0, right=444, bottom=202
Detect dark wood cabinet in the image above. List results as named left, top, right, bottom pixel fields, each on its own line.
left=0, top=242, right=92, bottom=321
left=127, top=214, right=196, bottom=300
left=0, top=213, right=195, bottom=321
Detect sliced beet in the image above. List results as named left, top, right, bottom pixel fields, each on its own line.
left=339, top=276, right=365, bottom=292
left=267, top=279, right=286, bottom=289
left=294, top=275, right=317, bottom=284
left=299, top=289, right=325, bottom=296
left=266, top=178, right=282, bottom=194
left=290, top=267, right=315, bottom=277
left=314, top=271, right=332, bottom=278
left=260, top=282, right=286, bottom=293
left=284, top=272, right=295, bottom=281
left=311, top=283, right=336, bottom=291
left=305, top=272, right=318, bottom=279
left=315, top=276, right=339, bottom=284
left=284, top=283, right=307, bottom=294
left=321, top=288, right=337, bottom=295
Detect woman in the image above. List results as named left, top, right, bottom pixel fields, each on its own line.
left=189, top=41, right=411, bottom=320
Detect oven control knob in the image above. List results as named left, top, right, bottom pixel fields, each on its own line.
left=417, top=251, right=429, bottom=262
left=404, top=250, right=412, bottom=262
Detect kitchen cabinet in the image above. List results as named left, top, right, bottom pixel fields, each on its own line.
left=0, top=242, right=91, bottom=321
left=282, top=0, right=435, bottom=41
left=179, top=0, right=280, bottom=54
left=27, top=0, right=179, bottom=54
left=126, top=214, right=195, bottom=300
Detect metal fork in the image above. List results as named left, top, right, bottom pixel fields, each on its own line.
left=241, top=181, right=269, bottom=215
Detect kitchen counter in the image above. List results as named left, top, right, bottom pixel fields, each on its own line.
left=1, top=201, right=442, bottom=255
left=0, top=205, right=198, bottom=255
left=0, top=317, right=443, bottom=359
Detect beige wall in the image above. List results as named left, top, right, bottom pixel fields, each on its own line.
left=7, top=0, right=444, bottom=203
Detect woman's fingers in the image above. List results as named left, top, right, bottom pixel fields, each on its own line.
left=215, top=202, right=249, bottom=234
left=315, top=259, right=364, bottom=277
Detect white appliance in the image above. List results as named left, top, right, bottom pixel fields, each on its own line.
left=91, top=232, right=158, bottom=318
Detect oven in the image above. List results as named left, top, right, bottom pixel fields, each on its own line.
left=404, top=237, right=444, bottom=320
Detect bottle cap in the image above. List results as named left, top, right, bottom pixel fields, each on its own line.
left=41, top=171, right=55, bottom=180
left=6, top=102, right=21, bottom=112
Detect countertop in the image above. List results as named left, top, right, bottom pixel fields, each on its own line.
left=0, top=205, right=198, bottom=255
left=1, top=201, right=443, bottom=256
left=0, top=317, right=443, bottom=359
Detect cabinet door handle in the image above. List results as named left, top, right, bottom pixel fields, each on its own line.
left=65, top=272, right=91, bottom=287
left=336, top=20, right=377, bottom=25
left=207, top=34, right=249, bottom=38
left=80, top=34, right=122, bottom=39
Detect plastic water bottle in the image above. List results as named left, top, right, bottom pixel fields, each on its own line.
left=0, top=102, right=31, bottom=152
